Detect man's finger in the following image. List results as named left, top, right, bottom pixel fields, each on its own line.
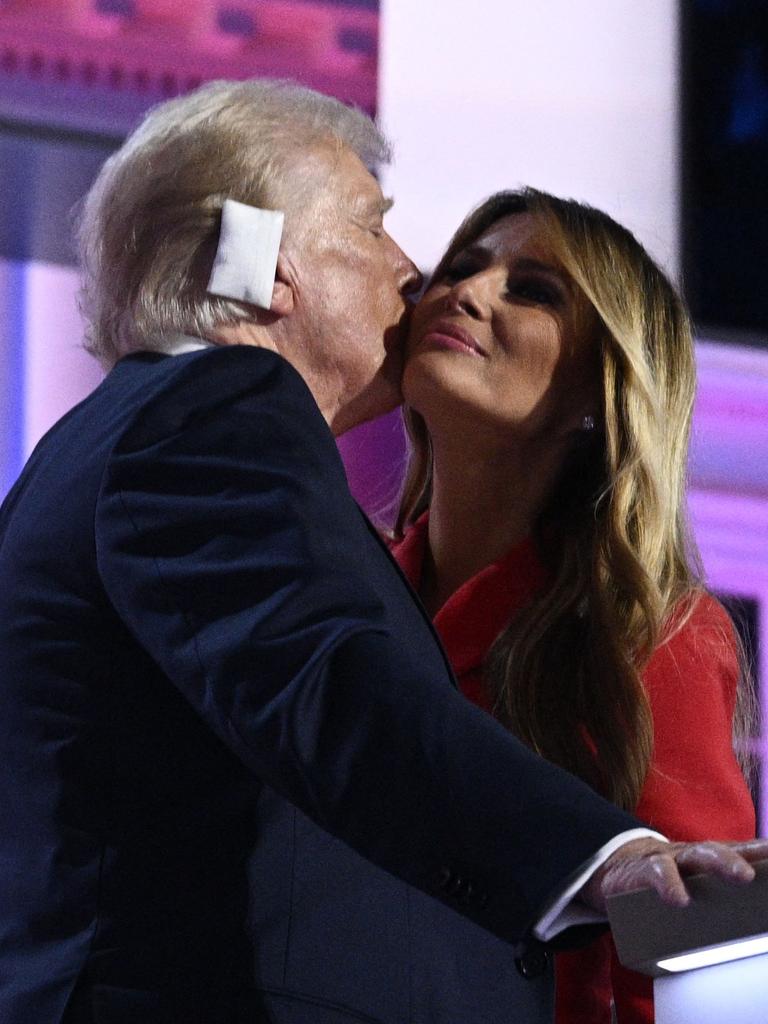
left=645, top=852, right=692, bottom=905
left=673, top=842, right=756, bottom=883
left=601, top=851, right=690, bottom=907
left=727, top=839, right=768, bottom=863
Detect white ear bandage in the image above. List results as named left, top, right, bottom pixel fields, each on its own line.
left=207, top=199, right=285, bottom=310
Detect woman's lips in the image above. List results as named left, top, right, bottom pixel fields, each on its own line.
left=419, top=320, right=488, bottom=357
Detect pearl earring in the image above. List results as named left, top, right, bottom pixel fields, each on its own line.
left=581, top=415, right=596, bottom=432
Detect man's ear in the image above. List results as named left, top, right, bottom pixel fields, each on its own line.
left=269, top=253, right=295, bottom=317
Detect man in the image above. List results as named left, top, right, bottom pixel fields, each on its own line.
left=0, top=80, right=763, bottom=1024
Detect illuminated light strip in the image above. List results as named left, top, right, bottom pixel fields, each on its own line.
left=657, top=934, right=768, bottom=973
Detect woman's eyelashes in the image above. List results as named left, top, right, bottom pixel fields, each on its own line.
left=441, top=259, right=563, bottom=307
left=507, top=275, right=563, bottom=306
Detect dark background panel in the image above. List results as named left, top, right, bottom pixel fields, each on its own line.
left=681, top=0, right=768, bottom=343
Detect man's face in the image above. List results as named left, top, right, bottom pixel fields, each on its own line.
left=278, top=144, right=421, bottom=435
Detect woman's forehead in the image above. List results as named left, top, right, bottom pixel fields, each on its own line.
left=470, top=212, right=550, bottom=257
left=457, top=213, right=572, bottom=289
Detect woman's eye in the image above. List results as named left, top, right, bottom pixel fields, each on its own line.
left=508, top=277, right=559, bottom=305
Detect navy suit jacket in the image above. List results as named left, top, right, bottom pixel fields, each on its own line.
left=0, top=346, right=638, bottom=1024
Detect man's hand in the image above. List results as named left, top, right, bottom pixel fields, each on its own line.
left=579, top=838, right=768, bottom=914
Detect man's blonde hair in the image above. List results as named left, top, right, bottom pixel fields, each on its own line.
left=76, top=79, right=390, bottom=366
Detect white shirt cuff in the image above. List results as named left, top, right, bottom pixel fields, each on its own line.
left=534, top=828, right=667, bottom=941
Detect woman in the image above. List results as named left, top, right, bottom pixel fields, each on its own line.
left=391, top=187, right=756, bottom=1023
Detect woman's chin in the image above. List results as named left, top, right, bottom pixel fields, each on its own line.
left=403, top=354, right=470, bottom=405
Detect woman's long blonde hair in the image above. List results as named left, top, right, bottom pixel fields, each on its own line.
left=396, top=188, right=748, bottom=810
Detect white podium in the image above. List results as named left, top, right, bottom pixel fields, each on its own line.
left=654, top=951, right=768, bottom=1024
left=607, top=860, right=768, bottom=1024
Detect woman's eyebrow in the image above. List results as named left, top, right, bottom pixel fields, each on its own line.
left=512, top=257, right=564, bottom=276
left=448, top=249, right=569, bottom=289
left=511, top=257, right=571, bottom=290
left=453, top=243, right=491, bottom=261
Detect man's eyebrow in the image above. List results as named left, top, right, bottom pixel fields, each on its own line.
left=353, top=196, right=393, bottom=219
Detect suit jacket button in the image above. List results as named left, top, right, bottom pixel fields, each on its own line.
left=446, top=876, right=467, bottom=901
left=435, top=866, right=453, bottom=891
left=515, top=946, right=549, bottom=979
left=447, top=875, right=466, bottom=897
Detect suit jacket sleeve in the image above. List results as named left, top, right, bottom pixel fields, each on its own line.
left=95, top=346, right=640, bottom=946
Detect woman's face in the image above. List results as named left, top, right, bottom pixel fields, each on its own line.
left=404, top=212, right=599, bottom=444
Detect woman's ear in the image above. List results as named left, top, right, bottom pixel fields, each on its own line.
left=269, top=253, right=295, bottom=317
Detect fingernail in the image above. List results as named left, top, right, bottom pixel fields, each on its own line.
left=669, top=887, right=690, bottom=907
left=733, top=862, right=755, bottom=880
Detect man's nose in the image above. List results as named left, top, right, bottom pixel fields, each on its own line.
left=400, top=257, right=423, bottom=297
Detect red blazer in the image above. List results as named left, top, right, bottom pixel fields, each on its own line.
left=392, top=516, right=755, bottom=1024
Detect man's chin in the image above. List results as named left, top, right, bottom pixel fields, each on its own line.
left=381, top=343, right=405, bottom=390
left=371, top=355, right=405, bottom=417
left=359, top=376, right=403, bottom=425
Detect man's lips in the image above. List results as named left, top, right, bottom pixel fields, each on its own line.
left=418, top=319, right=488, bottom=357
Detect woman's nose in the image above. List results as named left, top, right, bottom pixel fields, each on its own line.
left=445, top=275, right=492, bottom=320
